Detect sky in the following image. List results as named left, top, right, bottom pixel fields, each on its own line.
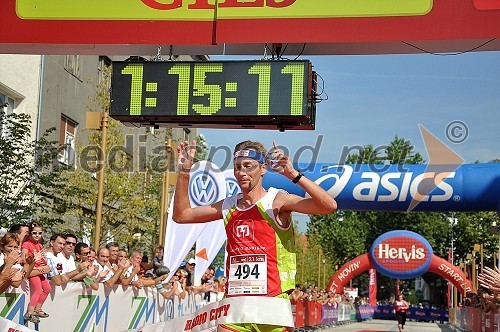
left=200, top=51, right=500, bottom=232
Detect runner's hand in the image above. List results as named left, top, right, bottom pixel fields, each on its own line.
left=177, top=140, right=196, bottom=173
left=267, top=141, right=296, bottom=178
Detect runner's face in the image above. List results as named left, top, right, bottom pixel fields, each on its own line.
left=233, top=158, right=265, bottom=190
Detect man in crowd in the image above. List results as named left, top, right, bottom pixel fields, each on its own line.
left=8, top=224, right=29, bottom=245
left=93, top=247, right=129, bottom=287
left=45, top=234, right=90, bottom=286
left=121, top=250, right=143, bottom=288
left=122, top=250, right=166, bottom=288
left=74, top=242, right=99, bottom=290
left=75, top=243, right=91, bottom=263
left=106, top=242, right=120, bottom=270
left=118, top=249, right=128, bottom=263
left=57, top=233, right=82, bottom=280
left=181, top=258, right=196, bottom=288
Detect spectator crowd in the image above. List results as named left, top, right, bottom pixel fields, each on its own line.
left=0, top=222, right=224, bottom=324
left=289, top=283, right=356, bottom=309
left=461, top=265, right=500, bottom=313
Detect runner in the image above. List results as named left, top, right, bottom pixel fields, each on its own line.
left=393, top=294, right=410, bottom=331
left=173, top=140, right=337, bottom=332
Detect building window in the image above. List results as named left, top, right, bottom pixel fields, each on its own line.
left=59, top=115, right=77, bottom=165
left=183, top=128, right=192, bottom=141
left=64, top=55, right=81, bottom=80
left=98, top=56, right=112, bottom=88
left=0, top=92, right=15, bottom=137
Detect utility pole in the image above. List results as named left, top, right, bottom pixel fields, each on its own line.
left=158, top=139, right=177, bottom=247
left=86, top=111, right=109, bottom=251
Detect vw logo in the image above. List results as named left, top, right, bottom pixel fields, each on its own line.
left=226, top=178, right=240, bottom=196
left=189, top=171, right=220, bottom=206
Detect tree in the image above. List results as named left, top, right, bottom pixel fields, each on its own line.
left=308, top=136, right=452, bottom=300
left=0, top=110, right=66, bottom=226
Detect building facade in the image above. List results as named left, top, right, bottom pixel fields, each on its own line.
left=0, top=54, right=203, bottom=245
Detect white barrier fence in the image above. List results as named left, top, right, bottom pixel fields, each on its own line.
left=0, top=282, right=294, bottom=332
left=0, top=282, right=202, bottom=331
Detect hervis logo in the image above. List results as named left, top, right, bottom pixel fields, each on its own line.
left=128, top=296, right=156, bottom=329
left=370, top=230, right=433, bottom=279
left=75, top=295, right=109, bottom=332
left=0, top=293, right=27, bottom=324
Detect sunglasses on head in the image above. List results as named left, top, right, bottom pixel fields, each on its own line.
left=31, top=231, right=42, bottom=235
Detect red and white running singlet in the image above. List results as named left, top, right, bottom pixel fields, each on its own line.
left=222, top=187, right=296, bottom=297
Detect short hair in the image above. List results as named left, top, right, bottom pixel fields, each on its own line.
left=65, top=233, right=77, bottom=242
left=234, top=140, right=267, bottom=156
left=75, top=242, right=89, bottom=255
left=106, top=242, right=119, bottom=250
left=0, top=233, right=20, bottom=247
left=50, top=233, right=66, bottom=242
left=8, top=224, right=28, bottom=235
left=130, top=250, right=143, bottom=259
left=155, top=266, right=170, bottom=277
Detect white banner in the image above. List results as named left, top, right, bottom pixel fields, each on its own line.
left=164, top=161, right=226, bottom=284
left=163, top=196, right=205, bottom=283
left=124, top=296, right=294, bottom=332
left=0, top=316, right=36, bottom=332
left=0, top=283, right=293, bottom=332
left=194, top=219, right=226, bottom=286
left=0, top=282, right=206, bottom=331
left=192, top=161, right=227, bottom=286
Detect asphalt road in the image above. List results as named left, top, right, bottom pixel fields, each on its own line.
left=303, top=319, right=455, bottom=332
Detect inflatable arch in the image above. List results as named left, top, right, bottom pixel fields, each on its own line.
left=326, top=231, right=472, bottom=295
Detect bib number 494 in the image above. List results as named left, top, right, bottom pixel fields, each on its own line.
left=234, top=264, right=260, bottom=280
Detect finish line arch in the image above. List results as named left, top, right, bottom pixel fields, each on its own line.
left=326, top=231, right=472, bottom=295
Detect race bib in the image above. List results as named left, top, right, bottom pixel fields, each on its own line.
left=228, top=254, right=267, bottom=295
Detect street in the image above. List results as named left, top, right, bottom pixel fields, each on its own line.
left=310, top=319, right=455, bottom=332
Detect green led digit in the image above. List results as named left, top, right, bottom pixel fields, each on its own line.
left=281, top=63, right=305, bottom=115
left=121, top=64, right=144, bottom=115
left=168, top=63, right=191, bottom=115
left=192, top=63, right=223, bottom=115
left=248, top=63, right=271, bottom=115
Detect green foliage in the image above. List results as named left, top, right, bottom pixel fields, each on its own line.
left=195, top=134, right=209, bottom=163
left=0, top=110, right=67, bottom=227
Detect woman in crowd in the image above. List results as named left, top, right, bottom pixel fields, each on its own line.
left=0, top=233, right=37, bottom=292
left=21, top=222, right=51, bottom=324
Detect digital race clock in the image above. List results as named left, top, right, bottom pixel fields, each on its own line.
left=110, top=60, right=316, bottom=130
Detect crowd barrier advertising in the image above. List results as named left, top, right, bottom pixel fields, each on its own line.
left=450, top=307, right=500, bottom=332
left=0, top=282, right=202, bottom=331
left=374, top=305, right=448, bottom=322
left=0, top=283, right=295, bottom=332
left=291, top=300, right=355, bottom=327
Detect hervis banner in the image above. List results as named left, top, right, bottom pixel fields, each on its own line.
left=327, top=230, right=473, bottom=296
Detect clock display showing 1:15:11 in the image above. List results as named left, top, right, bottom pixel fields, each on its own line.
left=118, top=61, right=307, bottom=117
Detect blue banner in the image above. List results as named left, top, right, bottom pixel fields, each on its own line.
left=374, top=305, right=448, bottom=322
left=263, top=163, right=500, bottom=212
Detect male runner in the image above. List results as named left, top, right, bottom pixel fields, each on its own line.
left=173, top=140, right=337, bottom=332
